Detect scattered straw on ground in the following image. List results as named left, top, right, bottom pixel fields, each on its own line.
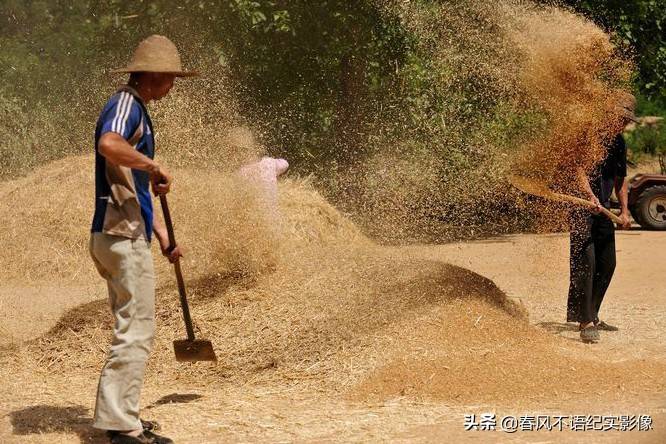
left=1, top=157, right=663, bottom=409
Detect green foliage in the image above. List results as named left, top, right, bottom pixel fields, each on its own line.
left=628, top=94, right=666, bottom=168
left=2, top=0, right=657, bottom=239
left=0, top=1, right=661, bottom=185
left=203, top=1, right=417, bottom=167
left=0, top=0, right=220, bottom=178
left=636, top=92, right=666, bottom=117
left=626, top=124, right=666, bottom=157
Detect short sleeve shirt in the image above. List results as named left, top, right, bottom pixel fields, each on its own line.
left=590, top=134, right=627, bottom=209
left=91, top=86, right=156, bottom=241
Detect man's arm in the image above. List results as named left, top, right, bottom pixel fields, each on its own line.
left=614, top=177, right=631, bottom=229
left=153, top=211, right=183, bottom=263
left=614, top=133, right=630, bottom=229
left=98, top=132, right=171, bottom=194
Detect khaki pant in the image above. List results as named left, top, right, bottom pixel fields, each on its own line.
left=89, top=232, right=155, bottom=431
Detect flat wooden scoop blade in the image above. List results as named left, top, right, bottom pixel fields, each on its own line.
left=507, top=175, right=556, bottom=199
left=173, top=339, right=217, bottom=362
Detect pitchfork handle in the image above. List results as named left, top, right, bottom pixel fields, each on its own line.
left=159, top=194, right=196, bottom=341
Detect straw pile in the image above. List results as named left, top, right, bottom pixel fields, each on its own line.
left=1, top=156, right=526, bottom=390
left=0, top=156, right=97, bottom=285
left=2, top=153, right=665, bottom=405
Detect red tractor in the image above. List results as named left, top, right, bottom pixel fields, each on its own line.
left=628, top=172, right=666, bottom=230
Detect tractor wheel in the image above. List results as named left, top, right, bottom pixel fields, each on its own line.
left=635, top=185, right=666, bottom=230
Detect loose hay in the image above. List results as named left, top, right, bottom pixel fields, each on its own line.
left=0, top=0, right=659, bottom=414
left=3, top=158, right=663, bottom=407
left=350, top=300, right=666, bottom=404
left=1, top=157, right=529, bottom=394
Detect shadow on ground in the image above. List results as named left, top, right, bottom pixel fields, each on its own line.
left=179, top=271, right=260, bottom=301
left=146, top=393, right=203, bottom=409
left=9, top=404, right=106, bottom=443
left=537, top=321, right=579, bottom=334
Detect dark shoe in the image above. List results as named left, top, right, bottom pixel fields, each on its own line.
left=108, top=432, right=149, bottom=444
left=108, top=431, right=174, bottom=444
left=143, top=430, right=174, bottom=444
left=141, top=420, right=161, bottom=432
left=580, top=325, right=600, bottom=343
left=595, top=320, right=619, bottom=331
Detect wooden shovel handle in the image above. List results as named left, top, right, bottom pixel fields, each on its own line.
left=159, top=194, right=197, bottom=341
left=551, top=192, right=624, bottom=225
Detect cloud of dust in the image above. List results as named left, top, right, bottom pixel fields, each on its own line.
left=338, top=0, right=633, bottom=241
left=2, top=1, right=632, bottom=243
left=506, top=1, right=632, bottom=185
left=146, top=63, right=266, bottom=172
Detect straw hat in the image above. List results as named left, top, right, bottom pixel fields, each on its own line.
left=111, top=35, right=198, bottom=77
left=616, top=92, right=638, bottom=123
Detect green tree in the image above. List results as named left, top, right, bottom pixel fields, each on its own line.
left=204, top=0, right=414, bottom=167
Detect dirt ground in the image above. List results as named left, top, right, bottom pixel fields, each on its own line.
left=1, top=227, right=664, bottom=443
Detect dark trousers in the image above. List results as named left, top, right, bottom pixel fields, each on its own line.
left=567, top=212, right=616, bottom=324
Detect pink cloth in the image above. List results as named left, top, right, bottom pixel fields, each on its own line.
left=238, top=157, right=289, bottom=210
left=239, top=157, right=288, bottom=180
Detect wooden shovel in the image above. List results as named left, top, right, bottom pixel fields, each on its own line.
left=159, top=194, right=217, bottom=362
left=508, top=175, right=623, bottom=225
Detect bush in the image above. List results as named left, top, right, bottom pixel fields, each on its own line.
left=627, top=125, right=666, bottom=156
left=625, top=123, right=666, bottom=172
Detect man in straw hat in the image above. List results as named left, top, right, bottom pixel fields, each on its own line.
left=89, top=35, right=196, bottom=444
left=567, top=92, right=637, bottom=344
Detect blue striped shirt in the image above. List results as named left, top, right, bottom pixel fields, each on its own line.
left=91, top=86, right=156, bottom=241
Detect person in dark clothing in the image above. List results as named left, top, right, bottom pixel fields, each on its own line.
left=567, top=93, right=637, bottom=343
